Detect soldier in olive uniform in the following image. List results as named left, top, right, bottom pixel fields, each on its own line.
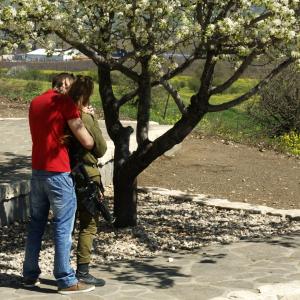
left=67, top=75, right=107, bottom=286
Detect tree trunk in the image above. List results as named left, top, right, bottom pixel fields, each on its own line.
left=112, top=124, right=137, bottom=228
left=97, top=63, right=208, bottom=228
left=113, top=172, right=137, bottom=228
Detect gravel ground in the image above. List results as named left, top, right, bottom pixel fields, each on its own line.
left=0, top=190, right=299, bottom=286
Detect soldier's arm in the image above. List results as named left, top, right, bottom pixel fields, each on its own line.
left=68, top=118, right=94, bottom=150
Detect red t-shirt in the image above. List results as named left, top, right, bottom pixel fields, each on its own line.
left=29, top=89, right=80, bottom=172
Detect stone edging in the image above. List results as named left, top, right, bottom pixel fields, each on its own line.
left=138, top=186, right=300, bottom=221
left=0, top=181, right=30, bottom=201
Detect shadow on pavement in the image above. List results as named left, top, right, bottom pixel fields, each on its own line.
left=0, top=273, right=55, bottom=293
left=244, top=232, right=300, bottom=248
left=0, top=152, right=31, bottom=184
left=93, top=258, right=190, bottom=289
left=200, top=253, right=227, bottom=264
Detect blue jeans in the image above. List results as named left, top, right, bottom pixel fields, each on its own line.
left=23, top=170, right=78, bottom=289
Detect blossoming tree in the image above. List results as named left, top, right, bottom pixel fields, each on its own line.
left=1, top=0, right=299, bottom=227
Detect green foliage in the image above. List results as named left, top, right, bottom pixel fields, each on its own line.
left=0, top=67, right=98, bottom=82
left=24, top=81, right=41, bottom=92
left=276, top=131, right=300, bottom=156
left=220, top=78, right=258, bottom=95
left=0, top=78, right=49, bottom=101
left=170, top=76, right=189, bottom=90
left=112, top=71, right=137, bottom=97
left=187, top=77, right=200, bottom=92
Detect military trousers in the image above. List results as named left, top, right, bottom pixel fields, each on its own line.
left=76, top=175, right=100, bottom=266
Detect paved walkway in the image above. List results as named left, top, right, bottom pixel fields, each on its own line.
left=1, top=234, right=300, bottom=299
left=0, top=118, right=300, bottom=299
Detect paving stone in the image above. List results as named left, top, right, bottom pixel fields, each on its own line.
left=68, top=294, right=105, bottom=300
left=258, top=281, right=300, bottom=297
left=286, top=273, right=300, bottom=281
left=281, top=295, right=300, bottom=300
left=212, top=280, right=254, bottom=290
left=166, top=284, right=224, bottom=300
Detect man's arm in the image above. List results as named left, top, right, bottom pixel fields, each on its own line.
left=68, top=118, right=94, bottom=150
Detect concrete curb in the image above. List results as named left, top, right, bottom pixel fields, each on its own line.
left=138, top=186, right=300, bottom=221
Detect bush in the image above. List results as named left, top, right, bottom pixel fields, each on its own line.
left=248, top=64, right=300, bottom=136
left=277, top=131, right=300, bottom=156
left=24, top=81, right=42, bottom=93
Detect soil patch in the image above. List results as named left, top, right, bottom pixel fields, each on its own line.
left=139, top=135, right=300, bottom=210
left=0, top=97, right=29, bottom=118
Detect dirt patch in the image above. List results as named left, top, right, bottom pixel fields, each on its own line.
left=139, top=135, right=300, bottom=210
left=1, top=96, right=299, bottom=210
left=0, top=97, right=29, bottom=118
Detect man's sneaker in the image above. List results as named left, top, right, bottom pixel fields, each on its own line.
left=23, top=277, right=41, bottom=288
left=58, top=282, right=95, bottom=295
left=76, top=271, right=106, bottom=287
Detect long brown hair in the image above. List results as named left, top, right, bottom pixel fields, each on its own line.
left=67, top=75, right=94, bottom=109
left=60, top=75, right=94, bottom=145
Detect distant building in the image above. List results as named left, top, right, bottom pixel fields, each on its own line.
left=25, top=48, right=79, bottom=62
left=0, top=54, right=14, bottom=61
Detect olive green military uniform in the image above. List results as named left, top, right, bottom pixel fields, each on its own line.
left=70, top=112, right=107, bottom=266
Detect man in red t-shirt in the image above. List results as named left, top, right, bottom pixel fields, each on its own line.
left=23, top=73, right=96, bottom=294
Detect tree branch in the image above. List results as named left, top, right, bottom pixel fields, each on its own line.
left=196, top=52, right=216, bottom=103
left=123, top=108, right=206, bottom=179
left=116, top=55, right=197, bottom=109
left=117, top=90, right=139, bottom=108
left=110, top=62, right=140, bottom=82
left=207, top=58, right=295, bottom=112
left=160, top=80, right=187, bottom=114
left=54, top=30, right=103, bottom=65
left=152, top=55, right=196, bottom=85
left=136, top=57, right=151, bottom=146
left=213, top=0, right=235, bottom=23
left=210, top=50, right=257, bottom=95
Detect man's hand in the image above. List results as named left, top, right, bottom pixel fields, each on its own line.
left=82, top=105, right=95, bottom=115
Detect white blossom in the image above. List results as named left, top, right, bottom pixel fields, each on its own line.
left=0, top=0, right=298, bottom=67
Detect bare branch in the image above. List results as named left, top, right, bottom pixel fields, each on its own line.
left=110, top=62, right=140, bottom=82
left=197, top=52, right=216, bottom=99
left=248, top=12, right=273, bottom=27
left=54, top=30, right=103, bottom=65
left=152, top=55, right=196, bottom=85
left=136, top=57, right=151, bottom=146
left=160, top=80, right=187, bottom=114
left=117, top=90, right=139, bottom=107
left=207, top=58, right=295, bottom=112
left=116, top=55, right=198, bottom=109
left=210, top=50, right=257, bottom=95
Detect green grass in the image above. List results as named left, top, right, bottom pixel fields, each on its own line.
left=0, top=78, right=48, bottom=102
left=0, top=77, right=101, bottom=103
left=1, top=70, right=295, bottom=155
left=0, top=71, right=261, bottom=143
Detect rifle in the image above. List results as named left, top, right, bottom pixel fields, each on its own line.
left=72, top=162, right=115, bottom=225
